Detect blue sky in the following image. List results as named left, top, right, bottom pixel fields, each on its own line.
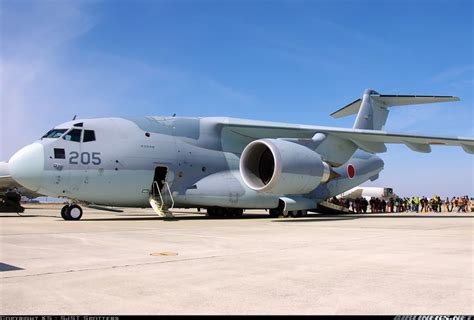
left=1, top=0, right=473, bottom=197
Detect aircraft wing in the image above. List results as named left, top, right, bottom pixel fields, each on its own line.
left=311, top=127, right=474, bottom=154
left=213, top=117, right=474, bottom=154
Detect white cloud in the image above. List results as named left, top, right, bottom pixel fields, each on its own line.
left=0, top=1, right=96, bottom=159
left=0, top=1, right=258, bottom=160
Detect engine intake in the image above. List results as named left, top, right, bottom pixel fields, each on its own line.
left=240, top=139, right=331, bottom=195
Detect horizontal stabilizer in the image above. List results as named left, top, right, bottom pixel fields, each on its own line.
left=373, top=95, right=459, bottom=106
left=331, top=99, right=362, bottom=118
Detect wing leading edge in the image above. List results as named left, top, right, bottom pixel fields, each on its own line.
left=212, top=117, right=474, bottom=155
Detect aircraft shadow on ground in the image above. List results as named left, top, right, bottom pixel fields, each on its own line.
left=338, top=214, right=473, bottom=219
left=79, top=214, right=272, bottom=222
left=2, top=212, right=471, bottom=221
left=273, top=216, right=360, bottom=222
left=272, top=214, right=473, bottom=223
left=0, top=214, right=41, bottom=218
left=76, top=213, right=473, bottom=222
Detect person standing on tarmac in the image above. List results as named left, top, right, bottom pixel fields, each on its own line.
left=362, top=198, right=368, bottom=213
left=420, top=196, right=427, bottom=212
left=414, top=196, right=420, bottom=212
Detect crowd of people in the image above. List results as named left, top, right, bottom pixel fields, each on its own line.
left=328, top=195, right=473, bottom=214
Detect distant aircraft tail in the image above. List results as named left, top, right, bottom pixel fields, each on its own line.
left=331, top=89, right=459, bottom=130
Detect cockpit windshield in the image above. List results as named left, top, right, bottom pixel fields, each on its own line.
left=62, top=129, right=82, bottom=142
left=42, top=129, right=67, bottom=139
left=41, top=127, right=96, bottom=142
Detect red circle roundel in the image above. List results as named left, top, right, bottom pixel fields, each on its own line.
left=347, top=164, right=355, bottom=179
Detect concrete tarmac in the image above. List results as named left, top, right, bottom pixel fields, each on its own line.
left=0, top=206, right=473, bottom=315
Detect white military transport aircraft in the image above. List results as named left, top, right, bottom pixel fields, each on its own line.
left=3, top=89, right=473, bottom=220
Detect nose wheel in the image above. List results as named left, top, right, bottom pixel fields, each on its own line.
left=61, top=204, right=83, bottom=220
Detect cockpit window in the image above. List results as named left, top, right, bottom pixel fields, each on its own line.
left=42, top=129, right=67, bottom=139
left=83, top=130, right=96, bottom=142
left=62, top=129, right=82, bottom=142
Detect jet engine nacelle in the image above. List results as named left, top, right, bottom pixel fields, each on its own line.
left=239, top=139, right=331, bottom=195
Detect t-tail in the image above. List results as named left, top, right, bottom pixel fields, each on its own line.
left=331, top=89, right=460, bottom=130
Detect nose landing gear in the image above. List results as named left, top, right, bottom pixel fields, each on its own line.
left=60, top=204, right=83, bottom=220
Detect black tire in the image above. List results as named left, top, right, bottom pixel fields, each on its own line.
left=290, top=210, right=299, bottom=218
left=66, top=204, right=83, bottom=220
left=207, top=207, right=226, bottom=218
left=220, top=208, right=230, bottom=217
left=269, top=208, right=280, bottom=218
left=207, top=207, right=218, bottom=217
left=61, top=205, right=69, bottom=220
left=231, top=208, right=244, bottom=218
left=283, top=210, right=290, bottom=218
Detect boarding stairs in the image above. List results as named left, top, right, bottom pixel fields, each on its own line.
left=317, top=200, right=352, bottom=214
left=149, top=181, right=175, bottom=218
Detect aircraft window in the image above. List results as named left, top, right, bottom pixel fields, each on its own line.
left=54, top=148, right=65, bottom=159
left=74, top=122, right=83, bottom=127
left=62, top=129, right=82, bottom=142
left=83, top=130, right=96, bottom=142
left=42, top=129, right=67, bottom=139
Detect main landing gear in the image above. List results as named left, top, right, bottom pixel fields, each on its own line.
left=271, top=209, right=308, bottom=218
left=61, top=204, right=83, bottom=221
left=268, top=201, right=308, bottom=218
left=206, top=207, right=244, bottom=218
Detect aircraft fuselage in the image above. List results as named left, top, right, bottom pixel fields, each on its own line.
left=8, top=116, right=384, bottom=210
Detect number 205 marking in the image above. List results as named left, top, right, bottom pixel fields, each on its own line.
left=69, top=152, right=101, bottom=165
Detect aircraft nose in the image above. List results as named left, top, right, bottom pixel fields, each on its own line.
left=9, top=143, right=45, bottom=192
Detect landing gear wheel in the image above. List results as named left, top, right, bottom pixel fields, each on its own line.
left=61, top=205, right=69, bottom=220
left=270, top=200, right=286, bottom=218
left=206, top=208, right=217, bottom=217
left=230, top=208, right=244, bottom=218
left=283, top=210, right=290, bottom=218
left=269, top=208, right=280, bottom=218
left=207, top=207, right=224, bottom=218
left=66, top=204, right=83, bottom=220
left=290, top=210, right=299, bottom=218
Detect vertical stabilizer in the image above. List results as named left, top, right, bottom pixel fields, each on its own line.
left=353, top=89, right=389, bottom=130
left=331, top=89, right=459, bottom=131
